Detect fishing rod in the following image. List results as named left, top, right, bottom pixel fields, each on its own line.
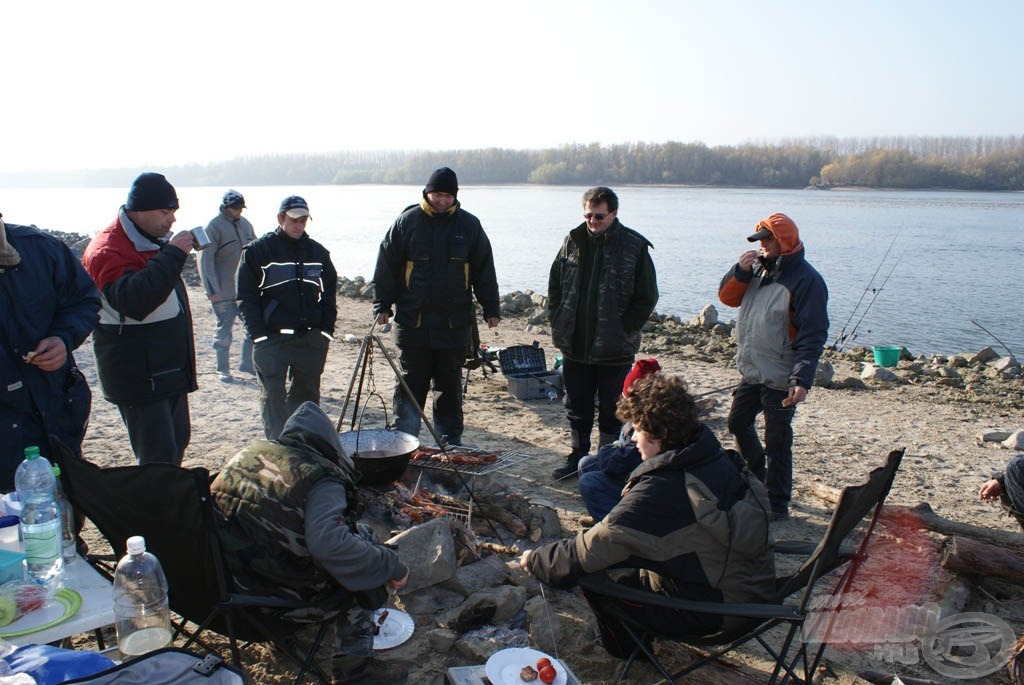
left=971, top=320, right=1018, bottom=362
left=839, top=249, right=905, bottom=351
left=830, top=228, right=902, bottom=351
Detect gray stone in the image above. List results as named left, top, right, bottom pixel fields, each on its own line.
left=426, top=628, right=459, bottom=653
left=936, top=377, right=963, bottom=387
left=937, top=366, right=961, bottom=379
left=948, top=355, right=970, bottom=368
left=401, top=585, right=466, bottom=616
left=814, top=360, right=835, bottom=387
left=833, top=376, right=868, bottom=390
left=711, top=322, right=732, bottom=337
left=993, top=357, right=1021, bottom=372
left=978, top=429, right=1014, bottom=443
left=861, top=365, right=899, bottom=382
left=438, top=586, right=527, bottom=632
left=971, top=346, right=1001, bottom=364
left=528, top=503, right=563, bottom=539
left=441, top=558, right=508, bottom=596
left=689, top=304, right=719, bottom=330
left=386, top=517, right=457, bottom=593
left=1002, top=430, right=1024, bottom=450
left=525, top=593, right=596, bottom=657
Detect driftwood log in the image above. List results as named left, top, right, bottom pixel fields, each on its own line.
left=941, top=535, right=1024, bottom=585
left=808, top=483, right=1024, bottom=553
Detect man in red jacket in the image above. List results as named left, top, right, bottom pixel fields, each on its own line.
left=82, top=173, right=198, bottom=465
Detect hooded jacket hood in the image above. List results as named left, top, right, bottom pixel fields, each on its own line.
left=757, top=213, right=803, bottom=255
left=276, top=401, right=358, bottom=484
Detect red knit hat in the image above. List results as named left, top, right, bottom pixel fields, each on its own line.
left=623, top=358, right=661, bottom=396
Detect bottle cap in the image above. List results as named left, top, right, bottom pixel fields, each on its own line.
left=23, top=446, right=40, bottom=459
left=126, top=535, right=146, bottom=555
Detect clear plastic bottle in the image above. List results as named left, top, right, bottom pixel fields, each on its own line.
left=112, top=535, right=171, bottom=659
left=14, top=446, right=64, bottom=590
left=51, top=466, right=77, bottom=565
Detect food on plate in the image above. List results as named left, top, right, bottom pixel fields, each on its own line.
left=0, top=581, right=47, bottom=626
left=519, top=664, right=538, bottom=682
left=535, top=657, right=551, bottom=671
left=377, top=609, right=389, bottom=625
left=538, top=664, right=557, bottom=684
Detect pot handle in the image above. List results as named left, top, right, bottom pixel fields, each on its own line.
left=353, top=392, right=392, bottom=452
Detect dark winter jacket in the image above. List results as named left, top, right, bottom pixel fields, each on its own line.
left=82, top=209, right=197, bottom=404
left=372, top=200, right=500, bottom=350
left=548, top=221, right=658, bottom=364
left=236, top=228, right=338, bottom=342
left=0, top=223, right=99, bottom=488
left=718, top=229, right=828, bottom=391
left=526, top=427, right=776, bottom=624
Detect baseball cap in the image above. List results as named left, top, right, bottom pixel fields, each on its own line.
left=279, top=195, right=312, bottom=219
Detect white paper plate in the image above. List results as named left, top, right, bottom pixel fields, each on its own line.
left=371, top=608, right=414, bottom=650
left=485, top=647, right=567, bottom=685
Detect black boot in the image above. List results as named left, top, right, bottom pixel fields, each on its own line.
left=552, top=450, right=585, bottom=480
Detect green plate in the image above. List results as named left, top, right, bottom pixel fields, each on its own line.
left=0, top=588, right=83, bottom=638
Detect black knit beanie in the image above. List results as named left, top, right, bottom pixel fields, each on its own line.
left=423, top=167, right=458, bottom=197
left=126, top=172, right=179, bottom=212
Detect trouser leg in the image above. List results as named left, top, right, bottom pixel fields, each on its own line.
left=239, top=335, right=255, bottom=374
left=562, top=360, right=599, bottom=454
left=118, top=394, right=189, bottom=465
left=596, top=363, right=631, bottom=440
left=284, top=331, right=330, bottom=418
left=211, top=301, right=236, bottom=374
left=762, top=386, right=796, bottom=513
left=727, top=382, right=766, bottom=480
left=431, top=347, right=466, bottom=443
left=254, top=336, right=289, bottom=439
left=394, top=347, right=432, bottom=438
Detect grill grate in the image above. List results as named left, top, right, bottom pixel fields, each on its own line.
left=409, top=447, right=532, bottom=476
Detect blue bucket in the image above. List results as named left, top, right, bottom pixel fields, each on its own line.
left=872, top=346, right=901, bottom=367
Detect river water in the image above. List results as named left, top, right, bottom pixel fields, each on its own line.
left=2, top=184, right=1021, bottom=357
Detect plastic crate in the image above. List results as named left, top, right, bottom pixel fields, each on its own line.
left=498, top=344, right=562, bottom=400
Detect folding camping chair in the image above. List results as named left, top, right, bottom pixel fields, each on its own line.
left=577, top=448, right=904, bottom=684
left=51, top=443, right=343, bottom=685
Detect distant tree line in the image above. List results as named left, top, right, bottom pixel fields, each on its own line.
left=4, top=136, right=1022, bottom=190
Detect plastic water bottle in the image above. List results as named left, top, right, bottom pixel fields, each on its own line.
left=51, top=466, right=77, bottom=565
left=112, top=535, right=171, bottom=659
left=15, top=446, right=64, bottom=590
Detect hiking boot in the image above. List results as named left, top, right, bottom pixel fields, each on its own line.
left=218, top=371, right=234, bottom=383
left=332, top=654, right=408, bottom=684
left=552, top=450, right=585, bottom=480
left=238, top=364, right=255, bottom=376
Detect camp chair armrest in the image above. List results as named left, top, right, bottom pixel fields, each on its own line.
left=775, top=540, right=817, bottom=555
left=224, top=592, right=310, bottom=610
left=578, top=572, right=803, bottom=621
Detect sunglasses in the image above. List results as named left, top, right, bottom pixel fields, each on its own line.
left=584, top=212, right=609, bottom=221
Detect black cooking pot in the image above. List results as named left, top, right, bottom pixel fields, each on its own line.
left=339, top=429, right=419, bottom=485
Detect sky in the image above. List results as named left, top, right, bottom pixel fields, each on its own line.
left=2, top=0, right=1021, bottom=173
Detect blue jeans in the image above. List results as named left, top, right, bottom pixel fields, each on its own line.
left=727, top=382, right=795, bottom=514
left=578, top=455, right=624, bottom=521
left=562, top=360, right=631, bottom=454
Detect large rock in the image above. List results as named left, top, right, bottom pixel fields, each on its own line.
left=861, top=365, right=899, bottom=382
left=971, top=346, right=1001, bottom=364
left=1002, top=430, right=1024, bottom=450
left=814, top=360, right=835, bottom=387
left=689, top=304, right=719, bottom=330
left=441, top=558, right=509, bottom=597
left=438, top=586, right=528, bottom=632
left=387, top=517, right=458, bottom=593
left=978, top=429, right=1014, bottom=444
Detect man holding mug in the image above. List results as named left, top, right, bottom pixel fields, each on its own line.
left=82, top=172, right=198, bottom=465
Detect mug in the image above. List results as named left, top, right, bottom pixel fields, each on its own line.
left=190, top=226, right=212, bottom=250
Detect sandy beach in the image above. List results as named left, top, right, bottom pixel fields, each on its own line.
left=72, top=283, right=1024, bottom=684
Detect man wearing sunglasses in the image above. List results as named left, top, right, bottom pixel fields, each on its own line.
left=547, top=187, right=659, bottom=480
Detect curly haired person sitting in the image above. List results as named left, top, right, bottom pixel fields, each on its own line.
left=519, top=374, right=776, bottom=656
